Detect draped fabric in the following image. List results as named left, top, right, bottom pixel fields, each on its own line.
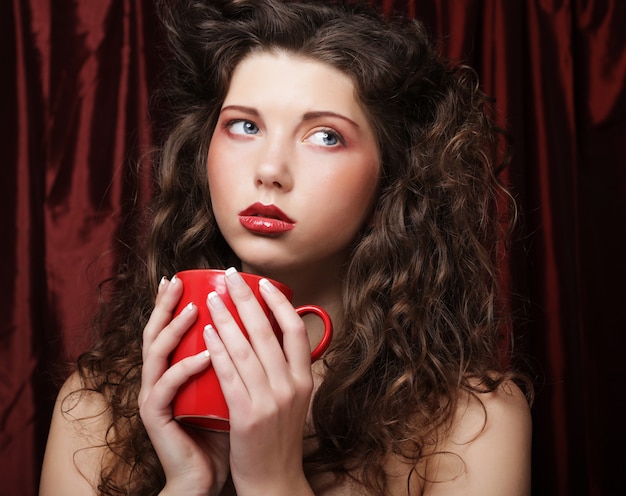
left=2, top=0, right=624, bottom=494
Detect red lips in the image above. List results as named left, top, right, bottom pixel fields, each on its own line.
left=238, top=202, right=296, bottom=234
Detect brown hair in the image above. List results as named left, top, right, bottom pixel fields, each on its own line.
left=71, top=1, right=530, bottom=494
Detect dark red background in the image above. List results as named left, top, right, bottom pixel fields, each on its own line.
left=2, top=1, right=625, bottom=494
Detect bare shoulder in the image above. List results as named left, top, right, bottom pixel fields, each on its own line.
left=422, top=380, right=532, bottom=496
left=39, top=371, right=112, bottom=495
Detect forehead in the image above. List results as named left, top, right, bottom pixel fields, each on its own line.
left=223, top=51, right=367, bottom=119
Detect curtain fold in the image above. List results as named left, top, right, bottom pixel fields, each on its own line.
left=523, top=3, right=582, bottom=494
left=573, top=2, right=626, bottom=494
left=2, top=0, right=158, bottom=492
left=43, top=0, right=156, bottom=359
left=2, top=0, right=48, bottom=491
left=2, top=0, right=624, bottom=494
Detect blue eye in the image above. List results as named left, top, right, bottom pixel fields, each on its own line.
left=309, top=129, right=342, bottom=146
left=229, top=120, right=259, bottom=135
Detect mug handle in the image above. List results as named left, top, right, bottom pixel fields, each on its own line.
left=295, top=305, right=333, bottom=362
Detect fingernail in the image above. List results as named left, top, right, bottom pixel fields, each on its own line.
left=259, top=278, right=277, bottom=293
left=158, top=276, right=168, bottom=292
left=182, top=302, right=194, bottom=313
left=171, top=275, right=179, bottom=285
left=225, top=266, right=244, bottom=285
left=207, top=291, right=225, bottom=309
left=195, top=349, right=210, bottom=361
left=204, top=324, right=218, bottom=342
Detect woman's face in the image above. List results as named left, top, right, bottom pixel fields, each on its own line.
left=207, top=52, right=380, bottom=283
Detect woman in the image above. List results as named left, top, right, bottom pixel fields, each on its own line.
left=40, top=1, right=532, bottom=494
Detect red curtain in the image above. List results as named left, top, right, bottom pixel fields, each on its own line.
left=2, top=1, right=624, bottom=494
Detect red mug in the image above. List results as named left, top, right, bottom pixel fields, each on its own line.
left=169, top=269, right=333, bottom=431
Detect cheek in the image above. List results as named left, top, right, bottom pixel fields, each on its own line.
left=315, top=161, right=379, bottom=230
left=207, top=139, right=230, bottom=196
left=206, top=157, right=228, bottom=220
left=340, top=159, right=379, bottom=209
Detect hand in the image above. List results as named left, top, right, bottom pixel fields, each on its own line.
left=138, top=275, right=230, bottom=496
left=203, top=268, right=315, bottom=495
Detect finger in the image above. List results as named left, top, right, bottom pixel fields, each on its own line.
left=206, top=291, right=269, bottom=396
left=144, top=349, right=212, bottom=420
left=142, top=276, right=169, bottom=355
left=223, top=268, right=287, bottom=371
left=202, top=323, right=253, bottom=411
left=259, top=278, right=312, bottom=376
left=141, top=302, right=198, bottom=400
left=142, top=275, right=185, bottom=359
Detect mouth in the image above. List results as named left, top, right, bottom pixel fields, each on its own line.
left=238, top=202, right=296, bottom=234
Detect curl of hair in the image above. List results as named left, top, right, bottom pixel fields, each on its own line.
left=73, top=1, right=531, bottom=494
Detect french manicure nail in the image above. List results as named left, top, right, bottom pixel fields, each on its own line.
left=208, top=291, right=225, bottom=309
left=196, top=349, right=210, bottom=361
left=204, top=324, right=218, bottom=342
left=225, top=266, right=244, bottom=285
left=259, top=278, right=276, bottom=293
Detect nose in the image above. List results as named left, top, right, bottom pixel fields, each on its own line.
left=253, top=134, right=293, bottom=191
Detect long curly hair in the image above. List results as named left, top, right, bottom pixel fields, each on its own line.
left=71, top=0, right=531, bottom=494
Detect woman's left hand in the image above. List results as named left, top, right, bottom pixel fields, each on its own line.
left=203, top=268, right=315, bottom=496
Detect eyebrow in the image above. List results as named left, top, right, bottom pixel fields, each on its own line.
left=303, top=111, right=360, bottom=128
left=221, top=105, right=260, bottom=117
left=220, top=105, right=360, bottom=128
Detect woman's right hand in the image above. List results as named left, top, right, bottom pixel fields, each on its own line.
left=138, top=275, right=230, bottom=496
